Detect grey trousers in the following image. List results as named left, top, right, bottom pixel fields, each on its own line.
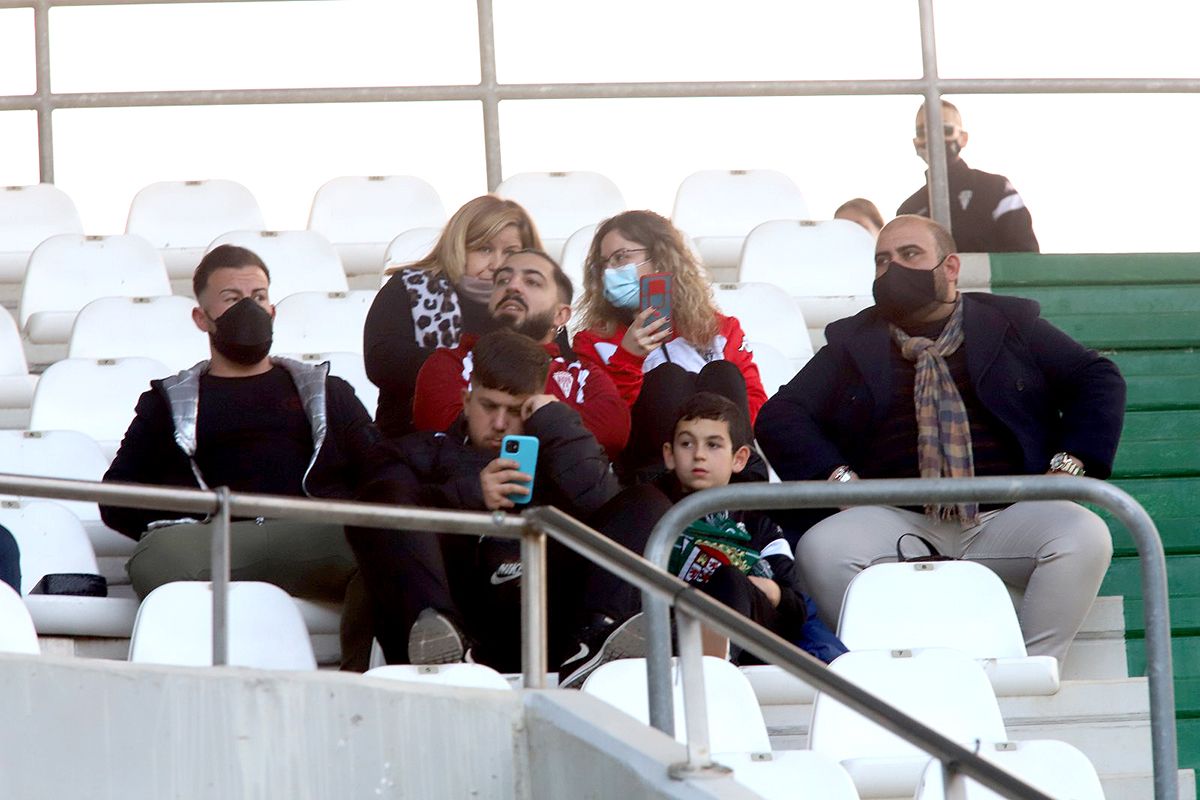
left=794, top=501, right=1113, bottom=664
left=126, top=518, right=370, bottom=669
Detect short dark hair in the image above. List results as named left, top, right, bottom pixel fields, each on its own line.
left=672, top=392, right=753, bottom=451
left=507, top=248, right=574, bottom=305
left=470, top=329, right=551, bottom=397
left=193, top=245, right=270, bottom=298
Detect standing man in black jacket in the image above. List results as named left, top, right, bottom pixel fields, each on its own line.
left=898, top=99, right=1040, bottom=253
left=756, top=216, right=1124, bottom=665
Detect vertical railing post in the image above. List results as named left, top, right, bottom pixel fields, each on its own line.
left=520, top=523, right=547, bottom=689
left=916, top=0, right=951, bottom=233
left=210, top=486, right=231, bottom=666
left=32, top=0, right=54, bottom=183
left=475, top=0, right=503, bottom=191
left=644, top=592, right=675, bottom=735
left=666, top=609, right=730, bottom=779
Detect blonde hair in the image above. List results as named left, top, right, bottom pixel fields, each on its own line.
left=577, top=210, right=719, bottom=345
left=390, top=195, right=542, bottom=282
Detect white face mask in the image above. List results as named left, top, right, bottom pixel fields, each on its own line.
left=602, top=261, right=648, bottom=309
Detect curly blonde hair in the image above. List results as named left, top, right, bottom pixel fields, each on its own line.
left=576, top=210, right=719, bottom=345
left=391, top=195, right=542, bottom=282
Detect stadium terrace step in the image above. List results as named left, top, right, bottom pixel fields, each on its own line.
left=1000, top=284, right=1200, bottom=350
left=988, top=252, right=1200, bottom=288
left=1108, top=349, right=1200, bottom=411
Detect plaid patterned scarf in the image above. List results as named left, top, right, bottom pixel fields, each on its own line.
left=890, top=299, right=978, bottom=524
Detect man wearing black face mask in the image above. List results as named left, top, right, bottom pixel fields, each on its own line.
left=897, top=99, right=1039, bottom=253
left=101, top=244, right=442, bottom=670
left=755, top=216, right=1125, bottom=666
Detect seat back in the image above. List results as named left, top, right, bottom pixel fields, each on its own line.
left=126, top=179, right=265, bottom=278
left=19, top=234, right=171, bottom=344
left=0, top=581, right=39, bottom=654
left=914, top=739, right=1105, bottom=799
left=672, top=170, right=808, bottom=269
left=559, top=223, right=598, bottom=297
left=276, top=352, right=377, bottom=418
left=838, top=561, right=1029, bottom=659
left=382, top=227, right=443, bottom=276
left=738, top=218, right=875, bottom=296
left=0, top=429, right=112, bottom=527
left=582, top=655, right=773, bottom=755
left=0, top=500, right=99, bottom=594
left=365, top=663, right=512, bottom=690
left=272, top=290, right=376, bottom=355
left=29, top=357, right=169, bottom=455
left=496, top=171, right=625, bottom=261
left=0, top=308, right=31, bottom=378
left=744, top=340, right=795, bottom=399
left=713, top=282, right=814, bottom=368
left=308, top=176, right=446, bottom=277
left=207, top=230, right=348, bottom=302
left=0, top=183, right=84, bottom=282
left=129, top=581, right=317, bottom=669
left=68, top=295, right=208, bottom=371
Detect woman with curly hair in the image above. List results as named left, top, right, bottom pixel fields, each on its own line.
left=573, top=210, right=766, bottom=480
left=364, top=195, right=542, bottom=438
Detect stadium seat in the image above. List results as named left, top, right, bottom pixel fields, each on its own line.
left=381, top=226, right=442, bottom=276
left=126, top=179, right=265, bottom=281
left=495, top=171, right=625, bottom=261
left=713, top=282, right=814, bottom=370
left=0, top=581, right=39, bottom=654
left=739, top=663, right=817, bottom=705
left=276, top=353, right=377, bottom=419
left=366, top=663, right=513, bottom=691
left=68, top=295, right=208, bottom=371
left=809, top=648, right=1008, bottom=798
left=716, top=751, right=860, bottom=800
left=914, top=739, right=1105, bottom=800
left=744, top=340, right=794, bottom=399
left=18, top=233, right=171, bottom=347
left=272, top=290, right=377, bottom=355
left=671, top=170, right=809, bottom=270
left=129, top=581, right=317, bottom=670
left=837, top=561, right=1060, bottom=696
left=0, top=183, right=83, bottom=285
left=207, top=230, right=348, bottom=302
left=29, top=357, right=169, bottom=461
left=0, top=308, right=37, bottom=427
left=308, top=175, right=446, bottom=279
left=560, top=223, right=598, bottom=295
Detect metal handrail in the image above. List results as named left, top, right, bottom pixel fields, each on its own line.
left=643, top=475, right=1177, bottom=799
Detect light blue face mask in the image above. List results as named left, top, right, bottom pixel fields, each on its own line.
left=602, top=261, right=645, bottom=309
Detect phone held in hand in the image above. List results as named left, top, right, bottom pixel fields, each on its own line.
left=501, top=434, right=539, bottom=505
left=639, top=272, right=673, bottom=330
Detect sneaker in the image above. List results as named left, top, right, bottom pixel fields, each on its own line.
left=558, top=612, right=647, bottom=689
left=407, top=608, right=469, bottom=665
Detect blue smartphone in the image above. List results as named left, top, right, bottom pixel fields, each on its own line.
left=639, top=272, right=673, bottom=329
left=501, top=434, right=539, bottom=505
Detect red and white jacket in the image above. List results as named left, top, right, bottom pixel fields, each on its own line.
left=412, top=334, right=631, bottom=459
left=573, top=314, right=768, bottom=424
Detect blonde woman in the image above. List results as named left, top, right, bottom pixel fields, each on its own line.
left=573, top=210, right=766, bottom=479
left=364, top=195, right=542, bottom=437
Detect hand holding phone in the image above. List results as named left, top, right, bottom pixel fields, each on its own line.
left=500, top=434, right=539, bottom=505
left=639, top=273, right=673, bottom=330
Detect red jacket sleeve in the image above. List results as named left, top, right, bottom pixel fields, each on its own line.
left=412, top=346, right=468, bottom=432
left=565, top=356, right=631, bottom=459
left=721, top=315, right=768, bottom=425
left=574, top=326, right=647, bottom=407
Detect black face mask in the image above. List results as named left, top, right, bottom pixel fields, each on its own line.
left=209, top=297, right=273, bottom=365
left=872, top=260, right=948, bottom=323
left=916, top=138, right=961, bottom=164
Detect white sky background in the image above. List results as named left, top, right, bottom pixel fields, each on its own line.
left=0, top=0, right=1198, bottom=253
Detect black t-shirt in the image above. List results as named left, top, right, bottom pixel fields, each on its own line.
left=193, top=366, right=313, bottom=496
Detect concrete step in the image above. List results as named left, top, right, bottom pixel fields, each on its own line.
left=1062, top=595, right=1129, bottom=681
left=870, top=769, right=1194, bottom=800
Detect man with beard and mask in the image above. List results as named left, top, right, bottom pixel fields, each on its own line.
left=755, top=215, right=1125, bottom=666
left=897, top=99, right=1040, bottom=253
left=411, top=248, right=630, bottom=459
left=101, top=244, right=437, bottom=670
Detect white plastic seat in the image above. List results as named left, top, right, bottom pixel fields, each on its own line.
left=744, top=340, right=795, bottom=399
left=277, top=352, right=377, bottom=419
left=838, top=561, right=1060, bottom=696
left=129, top=581, right=317, bottom=670
left=0, top=581, right=39, bottom=654
left=207, top=230, right=349, bottom=302
left=308, top=176, right=446, bottom=278
left=366, top=663, right=513, bottom=691
left=495, top=171, right=625, bottom=261
left=914, top=739, right=1105, bottom=799
left=272, top=290, right=376, bottom=355
left=713, top=282, right=813, bottom=369
left=381, top=226, right=443, bottom=278
left=739, top=664, right=817, bottom=705
left=68, top=295, right=208, bottom=371
left=29, top=357, right=169, bottom=460
left=0, top=308, right=36, bottom=423
left=126, top=179, right=265, bottom=280
left=0, top=183, right=83, bottom=283
left=559, top=223, right=598, bottom=295
left=809, top=648, right=1008, bottom=798
left=717, top=751, right=860, bottom=800
left=18, top=234, right=171, bottom=345
left=672, top=170, right=809, bottom=270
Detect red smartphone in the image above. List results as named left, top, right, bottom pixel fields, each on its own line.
left=639, top=272, right=673, bottom=330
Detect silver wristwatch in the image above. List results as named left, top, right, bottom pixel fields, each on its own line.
left=1049, top=452, right=1085, bottom=476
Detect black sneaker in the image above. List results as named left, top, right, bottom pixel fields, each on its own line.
left=408, top=608, right=470, bottom=665
left=558, top=612, right=647, bottom=689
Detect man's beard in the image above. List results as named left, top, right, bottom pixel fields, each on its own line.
left=497, top=307, right=556, bottom=341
